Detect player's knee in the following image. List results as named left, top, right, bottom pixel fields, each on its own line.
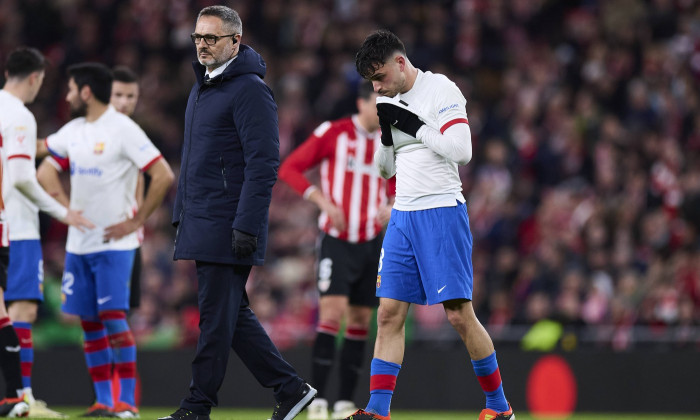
left=376, top=305, right=403, bottom=330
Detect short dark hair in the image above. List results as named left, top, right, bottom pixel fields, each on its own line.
left=4, top=47, right=46, bottom=79
left=112, top=65, right=138, bottom=84
left=357, top=80, right=375, bottom=100
left=198, top=5, right=242, bottom=35
left=355, top=30, right=406, bottom=79
left=67, top=62, right=113, bottom=104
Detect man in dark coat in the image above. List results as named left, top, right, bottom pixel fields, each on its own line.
left=160, top=6, right=316, bottom=420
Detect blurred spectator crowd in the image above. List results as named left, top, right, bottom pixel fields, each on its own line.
left=2, top=0, right=700, bottom=351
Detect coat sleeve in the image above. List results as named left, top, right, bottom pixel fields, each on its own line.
left=231, top=77, right=280, bottom=236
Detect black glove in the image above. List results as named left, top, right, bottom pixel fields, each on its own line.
left=377, top=102, right=425, bottom=138
left=232, top=229, right=257, bottom=258
left=379, top=119, right=393, bottom=146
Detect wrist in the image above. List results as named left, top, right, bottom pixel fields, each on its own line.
left=416, top=125, right=429, bottom=142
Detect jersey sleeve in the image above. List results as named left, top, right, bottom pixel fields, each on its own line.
left=120, top=123, right=162, bottom=171
left=5, top=112, right=37, bottom=161
left=278, top=121, right=335, bottom=197
left=45, top=125, right=71, bottom=159
left=434, top=81, right=469, bottom=134
left=46, top=155, right=70, bottom=172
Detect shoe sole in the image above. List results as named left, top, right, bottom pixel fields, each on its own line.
left=279, top=386, right=317, bottom=420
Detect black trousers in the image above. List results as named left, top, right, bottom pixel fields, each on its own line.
left=181, top=261, right=303, bottom=414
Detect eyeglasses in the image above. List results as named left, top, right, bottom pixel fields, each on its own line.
left=190, top=33, right=238, bottom=46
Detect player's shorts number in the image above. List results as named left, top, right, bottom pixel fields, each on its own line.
left=378, top=248, right=384, bottom=273
left=62, top=272, right=75, bottom=296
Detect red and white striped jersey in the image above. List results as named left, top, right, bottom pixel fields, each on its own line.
left=279, top=115, right=395, bottom=243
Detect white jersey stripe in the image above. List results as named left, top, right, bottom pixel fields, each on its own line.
left=329, top=133, right=347, bottom=238
left=319, top=160, right=330, bottom=231
left=346, top=133, right=365, bottom=243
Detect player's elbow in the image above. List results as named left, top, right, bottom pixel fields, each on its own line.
left=455, top=148, right=472, bottom=166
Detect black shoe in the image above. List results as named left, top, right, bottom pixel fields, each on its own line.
left=0, top=396, right=29, bottom=418
left=157, top=408, right=210, bottom=420
left=268, top=383, right=317, bottom=420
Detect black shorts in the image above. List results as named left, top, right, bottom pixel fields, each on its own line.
left=316, top=233, right=382, bottom=307
left=129, top=247, right=142, bottom=309
left=0, top=247, right=8, bottom=291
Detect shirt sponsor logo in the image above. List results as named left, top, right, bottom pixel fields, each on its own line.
left=70, top=162, right=103, bottom=176
left=438, top=104, right=459, bottom=114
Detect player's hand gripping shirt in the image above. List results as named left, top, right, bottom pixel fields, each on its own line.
left=0, top=90, right=67, bottom=241
left=46, top=105, right=161, bottom=254
left=375, top=70, right=471, bottom=211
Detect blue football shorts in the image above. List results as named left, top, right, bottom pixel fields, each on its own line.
left=61, top=250, right=135, bottom=317
left=377, top=201, right=473, bottom=305
left=6, top=239, right=44, bottom=302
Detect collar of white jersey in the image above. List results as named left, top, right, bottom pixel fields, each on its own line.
left=0, top=89, right=23, bottom=106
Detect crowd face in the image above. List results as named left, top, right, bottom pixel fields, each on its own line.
left=111, top=81, right=139, bottom=116
left=193, top=15, right=239, bottom=70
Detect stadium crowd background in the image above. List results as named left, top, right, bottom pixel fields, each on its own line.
left=1, top=0, right=700, bottom=352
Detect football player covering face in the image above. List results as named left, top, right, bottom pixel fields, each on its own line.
left=367, top=52, right=410, bottom=98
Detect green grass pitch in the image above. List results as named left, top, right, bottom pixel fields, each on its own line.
left=41, top=407, right=700, bottom=419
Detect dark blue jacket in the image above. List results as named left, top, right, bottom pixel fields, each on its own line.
left=173, top=45, right=279, bottom=265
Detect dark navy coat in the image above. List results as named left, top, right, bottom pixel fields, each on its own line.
left=173, top=45, right=279, bottom=265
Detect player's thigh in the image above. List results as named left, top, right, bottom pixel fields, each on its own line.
left=348, top=234, right=382, bottom=308
left=6, top=240, right=43, bottom=302
left=376, top=213, right=426, bottom=304
left=91, top=250, right=135, bottom=313
left=411, top=203, right=474, bottom=305
left=62, top=252, right=98, bottom=317
left=316, top=234, right=359, bottom=298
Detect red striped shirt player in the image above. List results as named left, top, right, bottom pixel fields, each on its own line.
left=278, top=81, right=395, bottom=420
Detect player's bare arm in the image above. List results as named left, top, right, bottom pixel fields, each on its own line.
left=35, top=138, right=49, bottom=158
left=36, top=158, right=70, bottom=207
left=103, top=157, right=174, bottom=241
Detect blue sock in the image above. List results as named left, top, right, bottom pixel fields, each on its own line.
left=472, top=351, right=509, bottom=412
left=366, top=358, right=401, bottom=417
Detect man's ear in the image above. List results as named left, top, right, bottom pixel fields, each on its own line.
left=396, top=54, right=405, bottom=71
left=79, top=85, right=92, bottom=102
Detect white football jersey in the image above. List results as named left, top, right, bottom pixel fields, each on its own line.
left=0, top=90, right=41, bottom=240
left=377, top=70, right=469, bottom=211
left=46, top=105, right=161, bottom=254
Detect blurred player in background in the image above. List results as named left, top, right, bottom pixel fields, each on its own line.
left=0, top=145, right=29, bottom=419
left=278, top=81, right=394, bottom=420
left=344, top=30, right=515, bottom=420
left=37, top=64, right=145, bottom=408
left=39, top=65, right=145, bottom=310
left=1, top=47, right=94, bottom=418
left=43, top=62, right=173, bottom=417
